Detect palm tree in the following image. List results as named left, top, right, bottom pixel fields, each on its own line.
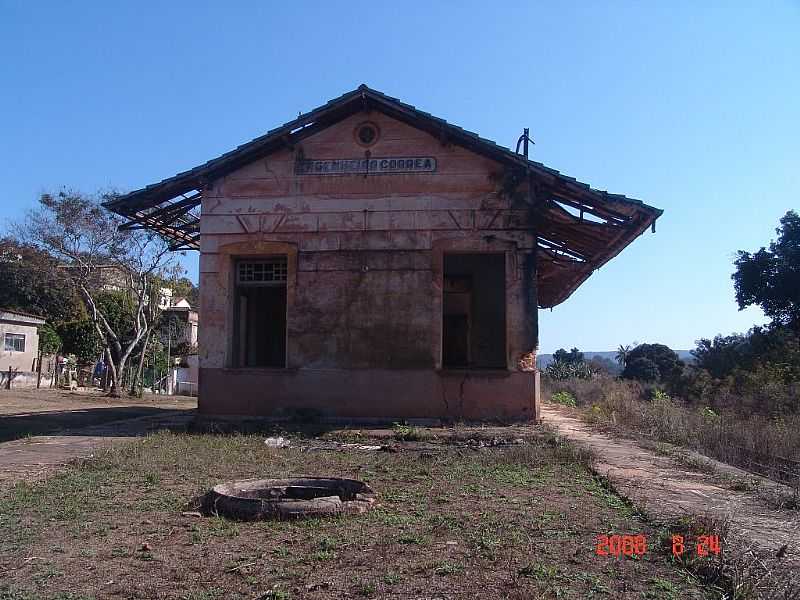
left=615, top=344, right=632, bottom=367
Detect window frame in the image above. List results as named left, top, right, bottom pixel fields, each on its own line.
left=236, top=258, right=288, bottom=287
left=232, top=256, right=289, bottom=369
left=4, top=333, right=26, bottom=353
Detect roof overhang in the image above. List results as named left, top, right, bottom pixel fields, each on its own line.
left=104, top=85, right=662, bottom=307
left=0, top=309, right=47, bottom=325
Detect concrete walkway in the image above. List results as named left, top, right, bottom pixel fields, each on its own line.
left=542, top=404, right=799, bottom=565
left=0, top=410, right=194, bottom=487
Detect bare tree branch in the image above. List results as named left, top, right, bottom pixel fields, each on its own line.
left=14, top=189, right=183, bottom=396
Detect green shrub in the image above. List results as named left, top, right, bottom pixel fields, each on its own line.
left=392, top=422, right=426, bottom=441
left=551, top=391, right=576, bottom=407
left=649, top=388, right=670, bottom=402
left=621, top=344, right=683, bottom=384
left=545, top=361, right=596, bottom=381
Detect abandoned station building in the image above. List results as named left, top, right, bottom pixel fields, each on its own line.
left=106, top=86, right=661, bottom=421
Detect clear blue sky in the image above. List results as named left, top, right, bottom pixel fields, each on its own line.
left=2, top=2, right=798, bottom=353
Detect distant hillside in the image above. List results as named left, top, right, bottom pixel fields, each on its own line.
left=536, top=350, right=694, bottom=369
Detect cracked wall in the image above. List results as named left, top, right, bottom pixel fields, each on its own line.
left=197, top=112, right=539, bottom=420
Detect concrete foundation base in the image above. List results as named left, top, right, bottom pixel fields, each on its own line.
left=199, top=368, right=538, bottom=422
left=0, top=370, right=39, bottom=389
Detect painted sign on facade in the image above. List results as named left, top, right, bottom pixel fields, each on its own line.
left=295, top=156, right=436, bottom=176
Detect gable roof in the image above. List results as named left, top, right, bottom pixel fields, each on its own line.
left=103, top=84, right=662, bottom=308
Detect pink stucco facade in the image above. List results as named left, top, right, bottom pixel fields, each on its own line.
left=197, top=112, right=540, bottom=421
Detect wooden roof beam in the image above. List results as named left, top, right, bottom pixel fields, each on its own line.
left=549, top=193, right=630, bottom=224
left=537, top=237, right=588, bottom=262
left=118, top=193, right=202, bottom=230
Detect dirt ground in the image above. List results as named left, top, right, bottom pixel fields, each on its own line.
left=0, top=427, right=713, bottom=600
left=0, top=387, right=196, bottom=416
left=1, top=390, right=798, bottom=597
left=0, top=388, right=196, bottom=486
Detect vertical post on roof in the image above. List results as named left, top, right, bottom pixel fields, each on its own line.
left=515, top=129, right=533, bottom=158
left=523, top=128, right=530, bottom=159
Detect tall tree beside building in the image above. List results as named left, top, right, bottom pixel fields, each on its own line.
left=0, top=238, right=84, bottom=322
left=733, top=210, right=800, bottom=330
left=15, top=190, right=182, bottom=396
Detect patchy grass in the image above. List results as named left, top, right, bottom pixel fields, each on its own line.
left=649, top=513, right=800, bottom=599
left=390, top=422, right=429, bottom=442
left=544, top=376, right=800, bottom=489
left=0, top=429, right=713, bottom=599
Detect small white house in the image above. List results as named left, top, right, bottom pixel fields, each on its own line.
left=0, top=309, right=46, bottom=388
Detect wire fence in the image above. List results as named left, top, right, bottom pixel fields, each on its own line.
left=721, top=444, right=800, bottom=487
left=600, top=419, right=800, bottom=490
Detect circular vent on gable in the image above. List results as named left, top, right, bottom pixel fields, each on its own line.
left=355, top=122, right=379, bottom=147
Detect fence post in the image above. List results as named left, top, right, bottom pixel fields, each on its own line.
left=36, top=354, right=43, bottom=389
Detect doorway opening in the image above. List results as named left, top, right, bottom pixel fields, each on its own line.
left=234, top=258, right=287, bottom=368
left=442, top=253, right=506, bottom=369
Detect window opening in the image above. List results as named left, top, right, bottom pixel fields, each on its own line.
left=442, top=254, right=505, bottom=368
left=4, top=333, right=25, bottom=353
left=234, top=258, right=287, bottom=368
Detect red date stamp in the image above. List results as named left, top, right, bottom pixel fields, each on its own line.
left=671, top=534, right=722, bottom=557
left=595, top=534, right=648, bottom=557
left=596, top=534, right=722, bottom=558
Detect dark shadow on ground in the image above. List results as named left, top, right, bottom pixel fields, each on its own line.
left=0, top=407, right=191, bottom=442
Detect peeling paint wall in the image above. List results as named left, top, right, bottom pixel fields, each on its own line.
left=0, top=319, right=39, bottom=373
left=198, top=112, right=539, bottom=420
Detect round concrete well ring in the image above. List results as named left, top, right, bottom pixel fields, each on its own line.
left=207, top=477, right=376, bottom=520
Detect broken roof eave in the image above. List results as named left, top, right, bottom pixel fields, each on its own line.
left=103, top=84, right=662, bottom=306
left=537, top=211, right=657, bottom=308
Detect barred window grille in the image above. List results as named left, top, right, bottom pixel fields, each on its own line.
left=237, top=259, right=288, bottom=285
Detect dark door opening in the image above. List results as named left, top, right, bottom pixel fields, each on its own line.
left=234, top=258, right=287, bottom=368
left=442, top=253, right=506, bottom=369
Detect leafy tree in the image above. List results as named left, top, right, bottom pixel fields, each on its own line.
left=15, top=190, right=182, bottom=395
left=587, top=355, right=621, bottom=376
left=0, top=237, right=84, bottom=323
left=733, top=210, right=800, bottom=330
left=615, top=344, right=632, bottom=367
left=95, top=290, right=138, bottom=346
left=694, top=326, right=800, bottom=379
left=553, top=347, right=584, bottom=365
left=622, top=343, right=683, bottom=383
left=57, top=319, right=102, bottom=363
left=169, top=276, right=200, bottom=308
left=545, top=360, right=595, bottom=380
left=692, top=333, right=751, bottom=379
left=623, top=357, right=661, bottom=383
left=37, top=323, right=62, bottom=355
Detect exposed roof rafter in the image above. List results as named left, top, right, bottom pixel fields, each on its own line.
left=103, top=85, right=662, bottom=307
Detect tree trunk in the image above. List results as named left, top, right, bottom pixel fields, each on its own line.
left=109, top=358, right=131, bottom=398
left=130, top=335, right=148, bottom=397
left=36, top=353, right=43, bottom=389
left=106, top=346, right=121, bottom=398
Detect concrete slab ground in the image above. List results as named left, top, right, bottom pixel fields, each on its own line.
left=542, top=403, right=800, bottom=566
left=0, top=388, right=195, bottom=486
